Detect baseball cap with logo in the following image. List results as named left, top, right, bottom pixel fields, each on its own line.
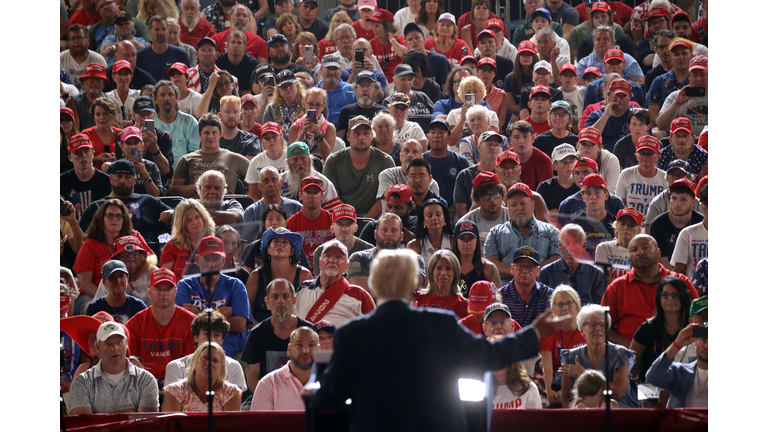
left=102, top=260, right=129, bottom=280
left=437, top=12, right=455, bottom=25
left=167, top=62, right=188, bottom=77
left=581, top=173, right=607, bottom=189
left=579, top=127, right=602, bottom=145
left=506, top=182, right=533, bottom=200
left=460, top=55, right=478, bottom=66
left=97, top=321, right=127, bottom=342
left=287, top=141, right=310, bottom=157
left=513, top=246, right=540, bottom=265
left=478, top=131, right=503, bottom=147
left=617, top=207, right=643, bottom=226
left=604, top=49, right=625, bottom=62
left=252, top=63, right=275, bottom=83
left=301, top=175, right=324, bottom=192
left=670, top=40, right=693, bottom=52
left=114, top=10, right=132, bottom=23
left=133, top=95, right=155, bottom=113
left=112, top=235, right=147, bottom=257
left=198, top=236, right=226, bottom=257
left=277, top=69, right=297, bottom=87
left=322, top=239, right=349, bottom=257
left=551, top=143, right=578, bottom=162
left=590, top=1, right=611, bottom=13
left=574, top=156, right=599, bottom=171
left=477, top=29, right=496, bottom=42
left=369, top=9, right=395, bottom=23
left=349, top=115, right=372, bottom=130
left=61, top=106, right=75, bottom=121
left=197, top=36, right=217, bottom=49
left=666, top=159, right=689, bottom=175
left=637, top=135, right=661, bottom=153
left=670, top=117, right=693, bottom=134
left=670, top=178, right=697, bottom=196
left=530, top=84, right=551, bottom=99
left=647, top=5, right=670, bottom=19
left=121, top=126, right=142, bottom=141
left=262, top=122, right=281, bottom=137
left=150, top=267, right=177, bottom=287
left=390, top=92, right=411, bottom=107
left=313, top=319, right=336, bottom=334
left=114, top=59, right=133, bottom=73
left=80, top=63, right=109, bottom=83
left=560, top=63, right=577, bottom=75
left=468, top=280, right=495, bottom=314
left=241, top=94, right=257, bottom=107
left=478, top=57, right=497, bottom=70
left=690, top=295, right=708, bottom=316
left=533, top=60, right=552, bottom=74
left=108, top=159, right=136, bottom=176
left=609, top=78, right=632, bottom=96
left=473, top=171, right=501, bottom=190
left=68, top=134, right=93, bottom=152
left=485, top=18, right=504, bottom=31
left=355, top=70, right=376, bottom=84
left=689, top=56, right=707, bottom=71
left=549, top=100, right=572, bottom=115
left=332, top=204, right=356, bottom=223
left=358, top=0, right=376, bottom=10
left=518, top=40, right=536, bottom=55
left=267, top=34, right=290, bottom=48
left=484, top=303, right=512, bottom=321
left=386, top=184, right=412, bottom=202
left=496, top=150, right=520, bottom=166
left=322, top=54, right=342, bottom=68
left=672, top=10, right=691, bottom=24
left=583, top=66, right=602, bottom=79
left=455, top=220, right=479, bottom=239
left=695, top=175, right=708, bottom=200
left=531, top=7, right=552, bottom=22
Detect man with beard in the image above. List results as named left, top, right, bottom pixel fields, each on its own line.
left=649, top=178, right=702, bottom=270
left=657, top=56, right=708, bottom=136
left=251, top=327, right=321, bottom=410
left=179, top=0, right=216, bottom=47
left=266, top=34, right=315, bottom=88
left=484, top=182, right=561, bottom=286
left=279, top=142, right=341, bottom=211
left=506, top=121, right=552, bottom=191
left=215, top=30, right=262, bottom=92
left=375, top=140, right=440, bottom=213
left=422, top=119, right=469, bottom=209
left=88, top=0, right=151, bottom=53
left=203, top=0, right=258, bottom=34
left=103, top=41, right=157, bottom=92
left=348, top=212, right=427, bottom=292
left=315, top=54, right=356, bottom=125
left=188, top=37, right=240, bottom=94
left=78, top=159, right=173, bottom=242
left=66, top=63, right=116, bottom=131
left=601, top=234, right=698, bottom=348
left=312, top=205, right=373, bottom=276
left=211, top=4, right=268, bottom=62
left=340, top=39, right=388, bottom=101
left=171, top=113, right=250, bottom=198
left=218, top=95, right=260, bottom=159
left=194, top=170, right=245, bottom=226
left=151, top=83, right=201, bottom=169
left=454, top=132, right=505, bottom=219
left=297, top=0, right=330, bottom=43
left=295, top=240, right=375, bottom=326
left=647, top=39, right=694, bottom=127
left=137, top=17, right=191, bottom=82
left=242, top=279, right=313, bottom=394
left=325, top=0, right=360, bottom=22
left=100, top=11, right=147, bottom=67
left=458, top=171, right=509, bottom=252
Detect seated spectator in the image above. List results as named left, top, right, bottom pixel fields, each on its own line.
left=61, top=25, right=108, bottom=94
left=251, top=327, right=320, bottom=410
left=642, top=30, right=675, bottom=95
left=362, top=183, right=419, bottom=246
left=579, top=72, right=636, bottom=131
left=457, top=281, right=501, bottom=335
left=125, top=268, right=197, bottom=381
left=216, top=225, right=251, bottom=285
left=313, top=54, right=357, bottom=127
left=473, top=29, right=513, bottom=89
left=295, top=240, right=376, bottom=326
left=60, top=134, right=111, bottom=218
left=216, top=96, right=261, bottom=160
left=559, top=304, right=639, bottom=408
left=570, top=369, right=619, bottom=408
left=692, top=259, right=707, bottom=296
left=652, top=16, right=707, bottom=70
left=601, top=234, right=698, bottom=348
left=520, top=85, right=554, bottom=137
left=576, top=26, right=643, bottom=84
left=319, top=12, right=354, bottom=59
left=407, top=198, right=454, bottom=265
left=415, top=250, right=469, bottom=319
left=146, top=86, right=195, bottom=171
left=528, top=11, right=570, bottom=70
left=61, top=196, right=86, bottom=270
left=178, top=0, right=216, bottom=47
left=432, top=67, right=470, bottom=119
left=240, top=206, right=312, bottom=273
left=162, top=342, right=242, bottom=411
left=536, top=144, right=579, bottom=218
left=86, top=257, right=148, bottom=323
left=137, top=17, right=191, bottom=82
left=649, top=178, right=703, bottom=270
left=576, top=24, right=637, bottom=66
left=615, top=135, right=668, bottom=218
left=512, top=0, right=563, bottom=47
left=366, top=9, right=407, bottom=83
left=645, top=322, right=708, bottom=408
left=68, top=1, right=102, bottom=28
left=385, top=93, right=429, bottom=150
left=533, top=101, right=578, bottom=158
left=629, top=276, right=692, bottom=385
left=489, top=334, right=543, bottom=409
left=196, top=170, right=246, bottom=226
left=475, top=58, right=507, bottom=120
left=340, top=38, right=389, bottom=101
left=82, top=96, right=122, bottom=169
left=312, top=205, right=374, bottom=276
left=245, top=123, right=290, bottom=202
left=584, top=78, right=635, bottom=153
left=291, top=32, right=322, bottom=81
left=453, top=132, right=505, bottom=217
left=402, top=32, right=450, bottom=97
left=110, top=126, right=164, bottom=196
left=504, top=41, right=539, bottom=120
left=647, top=38, right=694, bottom=126
left=68, top=321, right=158, bottom=414
left=447, top=76, right=500, bottom=146
left=595, top=207, right=643, bottom=284
left=558, top=64, right=585, bottom=124
left=424, top=12, right=470, bottom=66
left=164, top=309, right=246, bottom=391
left=459, top=165, right=510, bottom=248
left=570, top=1, right=629, bottom=60
left=451, top=221, right=501, bottom=297
left=497, top=247, right=554, bottom=327
left=506, top=121, right=552, bottom=190
left=565, top=174, right=616, bottom=259
left=613, top=108, right=650, bottom=170
left=336, top=71, right=387, bottom=141
left=645, top=160, right=700, bottom=229
left=674, top=295, right=708, bottom=364
left=451, top=106, right=502, bottom=167
left=657, top=118, right=708, bottom=181
left=382, top=65, right=435, bottom=117
left=59, top=290, right=87, bottom=398
left=238, top=94, right=261, bottom=137
left=583, top=49, right=645, bottom=107
left=657, top=56, right=708, bottom=137
left=458, top=0, right=508, bottom=50
left=210, top=5, right=267, bottom=63
left=539, top=285, right=585, bottom=407
left=517, top=61, right=563, bottom=122
left=422, top=119, right=470, bottom=208
left=670, top=183, right=707, bottom=279
left=195, top=68, right=242, bottom=118
left=106, top=61, right=141, bottom=126
left=243, top=167, right=303, bottom=241
left=159, top=199, right=215, bottom=281
left=556, top=156, right=625, bottom=228
left=286, top=176, right=336, bottom=272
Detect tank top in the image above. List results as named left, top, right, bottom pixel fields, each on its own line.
left=459, top=268, right=486, bottom=298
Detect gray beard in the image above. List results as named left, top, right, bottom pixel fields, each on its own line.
left=274, top=308, right=290, bottom=321
left=182, top=15, right=200, bottom=30
left=358, top=96, right=374, bottom=108
left=287, top=167, right=316, bottom=197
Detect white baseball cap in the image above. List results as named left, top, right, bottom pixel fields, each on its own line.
left=97, top=321, right=126, bottom=342
left=534, top=60, right=552, bottom=74
left=551, top=144, right=578, bottom=162
left=438, top=13, right=456, bottom=25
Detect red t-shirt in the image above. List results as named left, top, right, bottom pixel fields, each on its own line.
left=286, top=209, right=334, bottom=273
left=456, top=12, right=508, bottom=49
left=179, top=18, right=216, bottom=47
left=239, top=121, right=262, bottom=138
left=125, top=306, right=197, bottom=380
left=415, top=293, right=470, bottom=319
left=82, top=126, right=122, bottom=170
left=370, top=35, right=406, bottom=83
left=159, top=241, right=193, bottom=283
left=318, top=38, right=337, bottom=59
left=522, top=116, right=552, bottom=138
left=352, top=20, right=375, bottom=40
left=519, top=146, right=553, bottom=190
left=424, top=37, right=470, bottom=65
left=73, top=232, right=153, bottom=291
left=211, top=29, right=269, bottom=60
left=539, top=328, right=587, bottom=371
left=68, top=9, right=102, bottom=27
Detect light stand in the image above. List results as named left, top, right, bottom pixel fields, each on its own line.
left=61, top=343, right=67, bottom=432
left=604, top=309, right=612, bottom=432
left=202, top=271, right=217, bottom=432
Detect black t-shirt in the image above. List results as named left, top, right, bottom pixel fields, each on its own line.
left=216, top=53, right=261, bottom=95
left=536, top=177, right=579, bottom=211
left=240, top=316, right=312, bottom=378
left=533, top=130, right=579, bottom=161
left=577, top=32, right=638, bottom=63
left=633, top=321, right=678, bottom=383
left=612, top=134, right=639, bottom=170
left=649, top=210, right=705, bottom=259
left=78, top=193, right=172, bottom=242
left=371, top=139, right=401, bottom=166
left=644, top=63, right=668, bottom=94
left=416, top=78, right=444, bottom=107
left=484, top=54, right=514, bottom=89
left=104, top=65, right=157, bottom=92
left=336, top=102, right=386, bottom=137
left=566, top=210, right=616, bottom=259
left=220, top=130, right=261, bottom=158
left=302, top=18, right=330, bottom=44
left=60, top=169, right=112, bottom=219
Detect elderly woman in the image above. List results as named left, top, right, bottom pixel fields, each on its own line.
left=82, top=97, right=121, bottom=169
left=539, top=285, right=586, bottom=407
left=424, top=13, right=470, bottom=65
left=576, top=127, right=620, bottom=194
left=446, top=76, right=499, bottom=148
left=289, top=87, right=335, bottom=160
left=559, top=304, right=639, bottom=408
left=319, top=11, right=353, bottom=59
left=371, top=112, right=400, bottom=164
left=407, top=198, right=454, bottom=266
left=93, top=236, right=158, bottom=306
left=457, top=0, right=507, bottom=52
left=387, top=94, right=428, bottom=150
left=488, top=335, right=542, bottom=409
left=162, top=342, right=241, bottom=412
left=159, top=199, right=216, bottom=281
left=571, top=370, right=619, bottom=409
left=415, top=250, right=469, bottom=319
left=451, top=220, right=501, bottom=297
left=292, top=32, right=321, bottom=77
left=277, top=13, right=301, bottom=46
left=246, top=227, right=313, bottom=323
left=415, top=0, right=444, bottom=38
left=613, top=109, right=651, bottom=170
left=595, top=208, right=643, bottom=284
left=263, top=70, right=306, bottom=141
left=452, top=105, right=505, bottom=164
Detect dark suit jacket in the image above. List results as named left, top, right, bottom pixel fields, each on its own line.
left=310, top=300, right=541, bottom=432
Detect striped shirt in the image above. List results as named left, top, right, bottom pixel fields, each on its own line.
left=499, top=281, right=554, bottom=328
left=187, top=65, right=239, bottom=94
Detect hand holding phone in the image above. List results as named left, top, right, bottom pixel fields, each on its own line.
left=129, top=148, right=143, bottom=160
left=465, top=94, right=475, bottom=107
left=685, top=87, right=706, bottom=97
left=355, top=50, right=364, bottom=66
left=145, top=119, right=154, bottom=133
left=60, top=198, right=71, bottom=217
left=307, top=109, right=317, bottom=124
left=304, top=45, right=313, bottom=64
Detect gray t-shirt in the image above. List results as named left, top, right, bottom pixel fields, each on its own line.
left=347, top=247, right=426, bottom=280
left=458, top=207, right=510, bottom=253
left=382, top=90, right=435, bottom=115
left=312, top=238, right=374, bottom=276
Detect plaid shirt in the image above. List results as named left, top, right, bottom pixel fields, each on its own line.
left=202, top=0, right=257, bottom=33
left=483, top=217, right=561, bottom=285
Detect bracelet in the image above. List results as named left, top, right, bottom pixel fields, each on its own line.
left=672, top=341, right=682, bottom=350
left=150, top=149, right=161, bottom=156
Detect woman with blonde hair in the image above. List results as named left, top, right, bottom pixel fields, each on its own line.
left=488, top=335, right=542, bottom=409
left=264, top=70, right=307, bottom=140
left=571, top=369, right=619, bottom=409
left=415, top=249, right=468, bottom=319
left=276, top=13, right=301, bottom=46
left=291, top=32, right=321, bottom=77
left=159, top=199, right=216, bottom=281
left=319, top=11, right=353, bottom=59
left=289, top=87, right=335, bottom=159
left=446, top=76, right=499, bottom=147
left=137, top=0, right=179, bottom=24
left=162, top=342, right=241, bottom=412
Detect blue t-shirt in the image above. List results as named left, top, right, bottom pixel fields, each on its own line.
left=584, top=107, right=631, bottom=152
left=175, top=274, right=253, bottom=356
left=340, top=69, right=388, bottom=95
left=427, top=51, right=451, bottom=87
left=61, top=331, right=82, bottom=382
left=314, top=80, right=357, bottom=125
left=137, top=45, right=191, bottom=82
left=557, top=191, right=625, bottom=228
left=422, top=150, right=470, bottom=207
left=101, top=35, right=147, bottom=67
left=86, top=295, right=148, bottom=324
left=647, top=70, right=689, bottom=108
left=576, top=52, right=644, bottom=80
left=241, top=198, right=303, bottom=241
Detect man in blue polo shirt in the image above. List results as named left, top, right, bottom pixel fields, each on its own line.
left=174, top=236, right=253, bottom=358
left=498, top=246, right=554, bottom=327
left=576, top=26, right=643, bottom=84
left=315, top=54, right=356, bottom=125
left=583, top=49, right=645, bottom=106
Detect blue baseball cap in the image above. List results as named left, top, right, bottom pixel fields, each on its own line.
left=531, top=7, right=552, bottom=22
left=267, top=34, right=290, bottom=48
left=355, top=70, right=376, bottom=84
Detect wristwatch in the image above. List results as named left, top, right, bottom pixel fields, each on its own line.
left=144, top=177, right=153, bottom=184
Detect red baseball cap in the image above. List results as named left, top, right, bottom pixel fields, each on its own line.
left=468, top=280, right=495, bottom=314
left=113, top=59, right=133, bottom=73
left=477, top=57, right=497, bottom=70
left=60, top=106, right=75, bottom=121
left=80, top=63, right=109, bottom=83
left=506, top=182, right=533, bottom=200
left=617, top=207, right=643, bottom=226
left=574, top=156, right=599, bottom=172
left=590, top=1, right=611, bottom=13
left=579, top=127, right=602, bottom=146
left=496, top=150, right=520, bottom=167
left=670, top=40, right=693, bottom=52
left=609, top=78, right=632, bottom=96
left=581, top=173, right=607, bottom=189
left=672, top=10, right=691, bottom=24
left=647, top=6, right=670, bottom=19
left=485, top=19, right=504, bottom=31
left=332, top=204, right=356, bottom=223
left=689, top=56, right=708, bottom=71
left=604, top=49, right=625, bottom=62
left=698, top=129, right=708, bottom=151
left=386, top=184, right=412, bottom=202
left=530, top=85, right=551, bottom=98
left=637, top=135, right=661, bottom=153
left=473, top=171, right=500, bottom=190
left=150, top=267, right=177, bottom=287
left=112, top=235, right=147, bottom=257
left=477, top=29, right=496, bottom=41
left=670, top=178, right=696, bottom=196
left=121, top=126, right=142, bottom=141
left=518, top=40, right=536, bottom=55
left=68, top=134, right=93, bottom=152
left=670, top=117, right=693, bottom=134
left=167, top=62, right=188, bottom=76
left=261, top=121, right=281, bottom=136
left=695, top=175, right=708, bottom=200
left=197, top=235, right=226, bottom=257
left=301, top=175, right=324, bottom=192
left=560, top=63, right=577, bottom=75
left=460, top=55, right=478, bottom=66
left=583, top=66, right=602, bottom=78
left=241, top=94, right=257, bottom=107
left=368, top=9, right=394, bottom=23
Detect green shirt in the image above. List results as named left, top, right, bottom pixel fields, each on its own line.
left=568, top=22, right=624, bottom=52
left=512, top=20, right=563, bottom=47
left=88, top=18, right=151, bottom=51
left=323, top=147, right=395, bottom=215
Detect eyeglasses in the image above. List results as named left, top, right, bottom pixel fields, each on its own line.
left=69, top=36, right=87, bottom=42
left=305, top=101, right=324, bottom=109
left=486, top=319, right=511, bottom=327
left=479, top=192, right=501, bottom=201
left=583, top=321, right=606, bottom=330
left=407, top=173, right=428, bottom=181
left=336, top=35, right=354, bottom=41
left=104, top=213, right=125, bottom=220
left=555, top=300, right=575, bottom=309
left=660, top=292, right=680, bottom=300
left=514, top=264, right=537, bottom=273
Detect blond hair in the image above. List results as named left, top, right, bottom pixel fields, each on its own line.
left=326, top=11, right=353, bottom=41
left=370, top=249, right=418, bottom=299
left=186, top=342, right=227, bottom=395
left=170, top=199, right=216, bottom=251
left=458, top=76, right=487, bottom=101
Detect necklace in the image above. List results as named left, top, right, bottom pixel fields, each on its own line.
left=560, top=328, right=578, bottom=349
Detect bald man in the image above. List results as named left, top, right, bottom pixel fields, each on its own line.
left=104, top=41, right=157, bottom=92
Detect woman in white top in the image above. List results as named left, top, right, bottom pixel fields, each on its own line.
left=488, top=335, right=543, bottom=409
left=245, top=122, right=287, bottom=202
left=387, top=94, right=428, bottom=149
left=407, top=198, right=453, bottom=266
left=446, top=76, right=499, bottom=148
left=576, top=126, right=620, bottom=194
left=394, top=0, right=421, bottom=36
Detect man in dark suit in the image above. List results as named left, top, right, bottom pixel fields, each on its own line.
left=303, top=249, right=570, bottom=432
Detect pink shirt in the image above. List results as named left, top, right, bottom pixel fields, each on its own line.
left=250, top=362, right=306, bottom=411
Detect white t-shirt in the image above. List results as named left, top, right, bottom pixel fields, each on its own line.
left=683, top=365, right=708, bottom=408
left=60, top=50, right=107, bottom=91
left=245, top=150, right=288, bottom=184
left=560, top=86, right=585, bottom=122
left=394, top=8, right=419, bottom=36
left=474, top=38, right=517, bottom=63
left=594, top=239, right=631, bottom=280
left=615, top=166, right=668, bottom=218
left=493, top=381, right=542, bottom=409
left=599, top=149, right=621, bottom=195
left=106, top=88, right=141, bottom=123
left=447, top=106, right=499, bottom=131
left=178, top=90, right=203, bottom=117
left=394, top=121, right=427, bottom=146
left=670, top=222, right=708, bottom=279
